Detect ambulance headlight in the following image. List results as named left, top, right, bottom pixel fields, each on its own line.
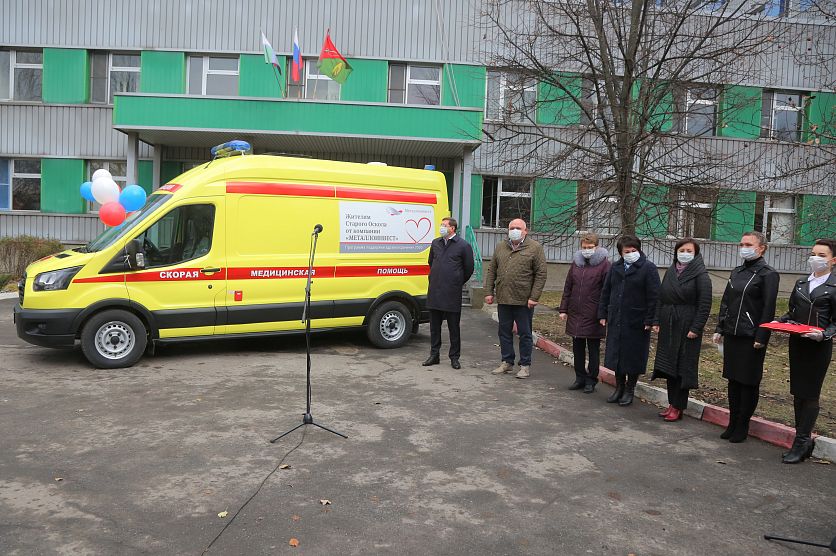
left=33, top=266, right=83, bottom=291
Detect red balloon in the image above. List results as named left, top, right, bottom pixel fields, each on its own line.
left=100, top=202, right=127, bottom=227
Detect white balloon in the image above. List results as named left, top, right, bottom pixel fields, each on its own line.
left=91, top=177, right=121, bottom=204
left=91, top=168, right=113, bottom=182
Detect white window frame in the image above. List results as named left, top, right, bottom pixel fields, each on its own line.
left=580, top=78, right=614, bottom=128
left=290, top=59, right=341, bottom=100
left=190, top=55, right=239, bottom=96
left=684, top=88, right=718, bottom=136
left=760, top=194, right=796, bottom=244
left=107, top=53, right=140, bottom=104
left=5, top=50, right=43, bottom=101
left=669, top=189, right=714, bottom=239
left=10, top=158, right=41, bottom=212
left=0, top=158, right=10, bottom=209
left=482, top=176, right=532, bottom=229
left=388, top=64, right=442, bottom=106
left=579, top=182, right=621, bottom=235
left=485, top=70, right=537, bottom=123
left=770, top=91, right=805, bottom=141
left=86, top=160, right=128, bottom=212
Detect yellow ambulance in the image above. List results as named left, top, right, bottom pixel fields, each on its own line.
left=15, top=145, right=448, bottom=368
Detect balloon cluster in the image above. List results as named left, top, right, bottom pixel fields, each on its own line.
left=80, top=169, right=147, bottom=227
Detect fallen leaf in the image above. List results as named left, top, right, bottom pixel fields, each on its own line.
left=217, top=511, right=228, bottom=518
left=289, top=538, right=300, bottom=547
left=292, top=515, right=301, bottom=522
left=815, top=459, right=831, bottom=465
left=319, top=499, right=331, bottom=505
left=280, top=464, right=291, bottom=469
left=54, top=477, right=64, bottom=481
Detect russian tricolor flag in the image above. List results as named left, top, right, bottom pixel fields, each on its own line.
left=292, top=28, right=302, bottom=82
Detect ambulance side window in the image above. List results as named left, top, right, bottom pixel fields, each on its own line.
left=137, top=204, right=215, bottom=268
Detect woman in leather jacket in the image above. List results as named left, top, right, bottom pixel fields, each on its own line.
left=776, top=238, right=836, bottom=463
left=712, top=231, right=780, bottom=443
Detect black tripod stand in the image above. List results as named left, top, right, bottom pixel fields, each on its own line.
left=270, top=224, right=347, bottom=443
left=764, top=534, right=836, bottom=552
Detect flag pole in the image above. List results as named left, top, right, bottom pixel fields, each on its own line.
left=272, top=64, right=285, bottom=99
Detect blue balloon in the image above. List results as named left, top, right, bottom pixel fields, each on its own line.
left=119, top=185, right=147, bottom=212
left=80, top=181, right=95, bottom=202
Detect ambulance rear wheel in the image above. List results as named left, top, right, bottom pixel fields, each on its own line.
left=81, top=309, right=147, bottom=369
left=367, top=301, right=411, bottom=348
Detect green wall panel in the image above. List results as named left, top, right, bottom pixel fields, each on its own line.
left=470, top=174, right=482, bottom=229
left=42, top=48, right=88, bottom=103
left=137, top=161, right=154, bottom=194
left=140, top=51, right=186, bottom=94
left=636, top=185, right=669, bottom=237
left=532, top=179, right=576, bottom=233
left=806, top=91, right=836, bottom=145
left=40, top=159, right=86, bottom=213
left=114, top=95, right=483, bottom=141
left=713, top=190, right=756, bottom=242
left=442, top=64, right=486, bottom=109
left=161, top=161, right=183, bottom=185
left=719, top=86, right=762, bottom=139
left=799, top=195, right=836, bottom=244
left=537, top=73, right=582, bottom=126
left=239, top=53, right=285, bottom=98
left=341, top=58, right=388, bottom=103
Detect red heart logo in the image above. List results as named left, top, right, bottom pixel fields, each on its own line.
left=405, top=217, right=432, bottom=243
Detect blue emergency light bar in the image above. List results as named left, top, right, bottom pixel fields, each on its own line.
left=211, top=140, right=252, bottom=158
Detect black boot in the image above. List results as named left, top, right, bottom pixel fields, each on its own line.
left=783, top=398, right=805, bottom=457
left=607, top=375, right=626, bottom=403
left=729, top=385, right=759, bottom=444
left=783, top=399, right=819, bottom=464
left=619, top=375, right=638, bottom=406
left=568, top=378, right=585, bottom=390
left=720, top=381, right=741, bottom=440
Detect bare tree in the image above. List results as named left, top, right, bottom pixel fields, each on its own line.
left=479, top=0, right=826, bottom=241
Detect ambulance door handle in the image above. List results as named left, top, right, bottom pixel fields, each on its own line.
left=200, top=267, right=221, bottom=275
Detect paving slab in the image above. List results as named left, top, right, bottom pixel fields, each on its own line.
left=0, top=299, right=834, bottom=555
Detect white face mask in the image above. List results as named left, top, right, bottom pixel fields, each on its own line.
left=623, top=251, right=640, bottom=264
left=581, top=248, right=596, bottom=259
left=809, top=255, right=830, bottom=273
left=677, top=252, right=694, bottom=264
left=739, top=247, right=759, bottom=260
left=439, top=226, right=449, bottom=237
left=508, top=229, right=523, bottom=242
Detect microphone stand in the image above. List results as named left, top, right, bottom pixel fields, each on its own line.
left=764, top=534, right=836, bottom=552
left=271, top=225, right=347, bottom=442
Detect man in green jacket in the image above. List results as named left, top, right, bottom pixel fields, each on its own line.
left=483, top=218, right=548, bottom=379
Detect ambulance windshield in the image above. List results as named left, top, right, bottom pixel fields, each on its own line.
left=83, top=194, right=171, bottom=253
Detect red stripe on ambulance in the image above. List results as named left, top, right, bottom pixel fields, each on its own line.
left=227, top=267, right=335, bottom=279
left=335, top=265, right=430, bottom=278
left=226, top=182, right=335, bottom=198
left=335, top=187, right=436, bottom=204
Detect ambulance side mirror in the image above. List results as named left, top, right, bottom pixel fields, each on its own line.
left=126, top=239, right=146, bottom=270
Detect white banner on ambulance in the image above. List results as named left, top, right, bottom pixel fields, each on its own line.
left=339, top=201, right=435, bottom=254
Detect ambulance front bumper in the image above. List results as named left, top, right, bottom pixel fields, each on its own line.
left=14, top=304, right=80, bottom=348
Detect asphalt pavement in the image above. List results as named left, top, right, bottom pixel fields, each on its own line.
left=0, top=297, right=833, bottom=555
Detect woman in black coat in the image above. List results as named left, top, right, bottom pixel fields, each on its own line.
left=598, top=235, right=661, bottom=406
left=651, top=238, right=712, bottom=422
left=775, top=238, right=836, bottom=463
left=713, top=231, right=779, bottom=443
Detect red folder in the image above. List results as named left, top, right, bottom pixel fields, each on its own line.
left=759, top=322, right=824, bottom=334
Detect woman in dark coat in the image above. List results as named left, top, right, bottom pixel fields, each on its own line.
left=713, top=231, right=779, bottom=443
left=559, top=232, right=611, bottom=393
left=598, top=235, right=661, bottom=406
left=651, top=238, right=712, bottom=422
left=775, top=238, right=836, bottom=463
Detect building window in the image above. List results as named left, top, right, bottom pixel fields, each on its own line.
left=481, top=176, right=532, bottom=228
left=577, top=182, right=621, bottom=235
left=0, top=159, right=9, bottom=210
left=9, top=159, right=41, bottom=211
left=89, top=52, right=140, bottom=104
left=761, top=90, right=806, bottom=142
left=286, top=59, right=341, bottom=100
left=669, top=188, right=714, bottom=239
left=682, top=87, right=718, bottom=136
left=580, top=78, right=615, bottom=128
left=86, top=161, right=127, bottom=211
left=388, top=64, right=441, bottom=105
left=485, top=70, right=537, bottom=123
left=754, top=193, right=796, bottom=244
left=188, top=56, right=239, bottom=96
left=0, top=49, right=43, bottom=101
left=703, top=0, right=728, bottom=11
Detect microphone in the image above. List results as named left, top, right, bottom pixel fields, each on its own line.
left=312, top=224, right=323, bottom=235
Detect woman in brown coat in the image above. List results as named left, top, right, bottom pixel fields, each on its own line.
left=559, top=233, right=611, bottom=393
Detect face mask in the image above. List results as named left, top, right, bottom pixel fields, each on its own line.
left=739, top=247, right=758, bottom=260
left=623, top=251, right=640, bottom=264
left=809, top=256, right=830, bottom=273
left=439, top=226, right=449, bottom=237
left=677, top=252, right=694, bottom=264
left=508, top=229, right=523, bottom=242
left=581, top=248, right=595, bottom=259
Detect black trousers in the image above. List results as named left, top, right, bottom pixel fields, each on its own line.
left=572, top=337, right=600, bottom=385
left=429, top=309, right=462, bottom=359
left=666, top=376, right=689, bottom=410
left=727, top=379, right=760, bottom=426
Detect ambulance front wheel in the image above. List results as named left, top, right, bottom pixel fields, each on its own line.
left=80, top=309, right=148, bottom=369
left=367, top=301, right=412, bottom=349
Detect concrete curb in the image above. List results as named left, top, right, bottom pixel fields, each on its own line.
left=528, top=329, right=836, bottom=463
left=0, top=292, right=18, bottom=300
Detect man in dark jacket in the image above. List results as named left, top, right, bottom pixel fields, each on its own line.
left=423, top=217, right=475, bottom=369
